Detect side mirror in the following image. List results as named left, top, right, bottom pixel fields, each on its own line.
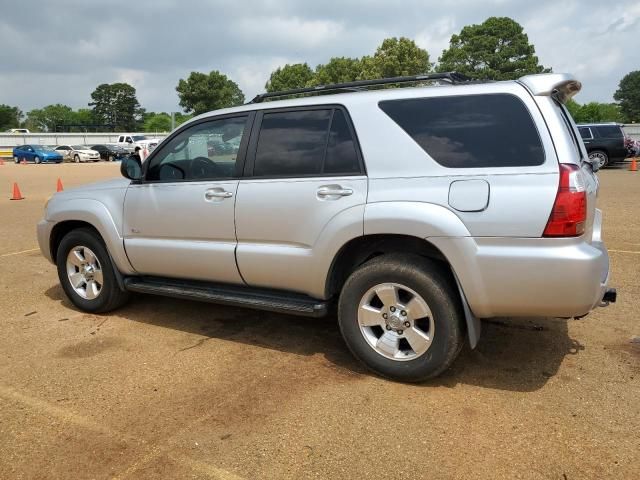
left=120, top=156, right=143, bottom=181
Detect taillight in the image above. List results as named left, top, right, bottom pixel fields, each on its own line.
left=543, top=164, right=587, bottom=237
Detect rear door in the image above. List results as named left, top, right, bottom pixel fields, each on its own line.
left=123, top=114, right=253, bottom=283
left=235, top=106, right=367, bottom=294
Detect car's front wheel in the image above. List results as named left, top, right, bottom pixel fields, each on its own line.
left=338, top=254, right=464, bottom=382
left=56, top=228, right=129, bottom=313
left=589, top=150, right=609, bottom=168
left=74, top=154, right=80, bottom=163
left=13, top=155, right=19, bottom=164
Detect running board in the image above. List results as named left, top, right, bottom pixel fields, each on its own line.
left=123, top=277, right=328, bottom=317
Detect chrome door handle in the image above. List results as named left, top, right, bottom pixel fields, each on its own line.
left=317, top=186, right=354, bottom=198
left=204, top=189, right=233, bottom=200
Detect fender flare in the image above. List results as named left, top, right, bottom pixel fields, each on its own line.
left=47, top=198, right=135, bottom=275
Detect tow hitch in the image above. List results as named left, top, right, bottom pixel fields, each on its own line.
left=600, top=288, right=617, bottom=307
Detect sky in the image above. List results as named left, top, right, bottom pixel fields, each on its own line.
left=0, top=0, right=638, bottom=114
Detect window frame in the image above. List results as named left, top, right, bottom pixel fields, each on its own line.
left=243, top=104, right=366, bottom=179
left=139, top=111, right=255, bottom=184
left=378, top=93, right=547, bottom=169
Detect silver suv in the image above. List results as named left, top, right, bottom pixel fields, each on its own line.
left=37, top=72, right=616, bottom=381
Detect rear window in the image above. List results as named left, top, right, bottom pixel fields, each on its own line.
left=379, top=94, right=545, bottom=168
left=595, top=126, right=623, bottom=138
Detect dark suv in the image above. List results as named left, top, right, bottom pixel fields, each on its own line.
left=577, top=123, right=628, bottom=168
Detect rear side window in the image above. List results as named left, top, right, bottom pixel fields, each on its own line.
left=578, top=127, right=593, bottom=139
left=253, top=108, right=361, bottom=177
left=595, top=126, right=623, bottom=138
left=379, top=94, right=545, bottom=168
left=324, top=110, right=360, bottom=174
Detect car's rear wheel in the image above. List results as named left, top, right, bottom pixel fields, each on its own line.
left=589, top=150, right=609, bottom=168
left=34, top=156, right=41, bottom=164
left=338, top=254, right=464, bottom=382
left=74, top=154, right=80, bottom=163
left=56, top=228, right=129, bottom=313
left=108, top=155, right=114, bottom=162
left=13, top=155, right=19, bottom=164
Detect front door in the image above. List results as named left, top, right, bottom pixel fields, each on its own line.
left=123, top=114, right=253, bottom=284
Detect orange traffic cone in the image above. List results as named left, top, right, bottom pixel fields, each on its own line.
left=630, top=158, right=638, bottom=172
left=56, top=178, right=64, bottom=192
left=10, top=182, right=24, bottom=200
left=0, top=158, right=4, bottom=165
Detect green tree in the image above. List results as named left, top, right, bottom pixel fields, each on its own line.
left=362, top=37, right=432, bottom=79
left=311, top=57, right=362, bottom=85
left=437, top=17, right=548, bottom=80
left=176, top=71, right=245, bottom=115
left=174, top=112, right=193, bottom=126
left=89, top=82, right=144, bottom=131
left=0, top=104, right=22, bottom=130
left=72, top=109, right=97, bottom=128
left=565, top=100, right=623, bottom=123
left=265, top=63, right=315, bottom=92
left=143, top=112, right=172, bottom=132
left=25, top=104, right=76, bottom=132
left=614, top=71, right=640, bottom=123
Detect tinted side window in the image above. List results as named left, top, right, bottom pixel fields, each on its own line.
left=578, top=127, right=593, bottom=139
left=254, top=110, right=331, bottom=176
left=379, top=94, right=545, bottom=168
left=596, top=126, right=623, bottom=138
left=147, top=116, right=248, bottom=182
left=324, top=109, right=360, bottom=174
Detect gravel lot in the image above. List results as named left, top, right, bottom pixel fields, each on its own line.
left=0, top=161, right=638, bottom=479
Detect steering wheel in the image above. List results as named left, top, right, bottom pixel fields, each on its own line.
left=190, top=156, right=219, bottom=179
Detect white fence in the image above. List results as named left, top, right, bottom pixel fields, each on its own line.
left=0, top=132, right=168, bottom=148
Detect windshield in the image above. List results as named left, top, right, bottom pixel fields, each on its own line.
left=131, top=135, right=147, bottom=142
left=72, top=145, right=87, bottom=150
left=40, top=145, right=56, bottom=151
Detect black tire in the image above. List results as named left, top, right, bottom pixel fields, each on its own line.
left=13, top=155, right=19, bottom=164
left=34, top=156, right=41, bottom=164
left=74, top=154, right=80, bottom=163
left=108, top=155, right=113, bottom=162
left=589, top=150, right=609, bottom=168
left=56, top=228, right=130, bottom=313
left=338, top=254, right=464, bottom=382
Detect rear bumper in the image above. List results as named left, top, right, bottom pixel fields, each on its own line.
left=430, top=211, right=612, bottom=318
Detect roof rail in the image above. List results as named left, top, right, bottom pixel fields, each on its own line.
left=248, top=72, right=471, bottom=104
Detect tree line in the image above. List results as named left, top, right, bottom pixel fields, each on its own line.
left=1, top=17, right=639, bottom=133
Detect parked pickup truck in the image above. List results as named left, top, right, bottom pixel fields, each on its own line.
left=116, top=134, right=161, bottom=153
left=37, top=72, right=616, bottom=382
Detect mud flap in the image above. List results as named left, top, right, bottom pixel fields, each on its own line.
left=453, top=272, right=481, bottom=349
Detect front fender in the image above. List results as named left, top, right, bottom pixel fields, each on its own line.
left=45, top=198, right=135, bottom=275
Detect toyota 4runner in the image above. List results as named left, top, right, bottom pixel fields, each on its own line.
left=38, top=73, right=616, bottom=382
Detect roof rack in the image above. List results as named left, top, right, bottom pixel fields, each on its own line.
left=248, top=72, right=471, bottom=104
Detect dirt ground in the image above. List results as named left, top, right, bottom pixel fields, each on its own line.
left=0, top=161, right=638, bottom=480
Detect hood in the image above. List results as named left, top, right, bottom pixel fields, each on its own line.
left=54, top=178, right=130, bottom=199
left=76, top=149, right=99, bottom=155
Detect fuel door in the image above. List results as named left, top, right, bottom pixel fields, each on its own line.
left=448, top=179, right=490, bottom=212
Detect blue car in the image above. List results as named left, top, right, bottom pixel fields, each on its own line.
left=13, top=144, right=63, bottom=164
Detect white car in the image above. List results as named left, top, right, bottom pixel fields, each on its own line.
left=55, top=145, right=101, bottom=163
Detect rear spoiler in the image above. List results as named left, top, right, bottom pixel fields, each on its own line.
left=518, top=73, right=582, bottom=104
